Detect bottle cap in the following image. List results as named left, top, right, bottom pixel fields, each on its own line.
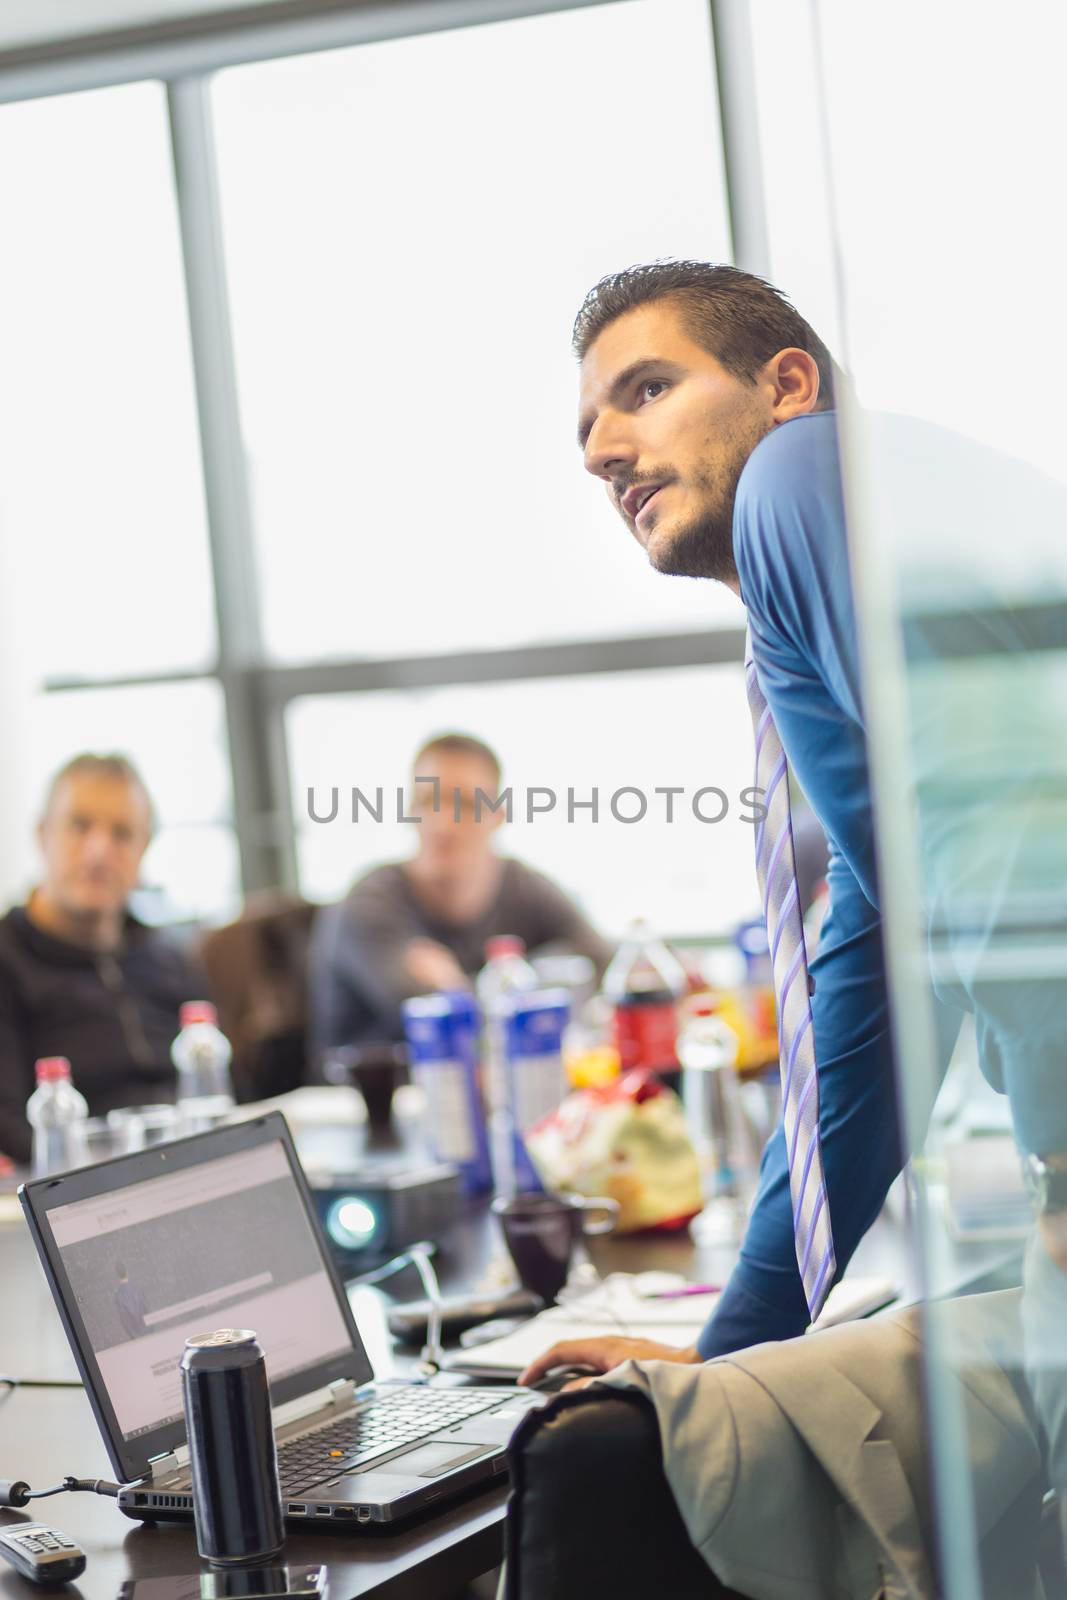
left=35, top=1056, right=72, bottom=1082
left=180, top=1001, right=218, bottom=1028
left=484, top=935, right=525, bottom=961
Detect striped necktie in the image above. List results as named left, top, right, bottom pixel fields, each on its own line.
left=745, top=634, right=836, bottom=1320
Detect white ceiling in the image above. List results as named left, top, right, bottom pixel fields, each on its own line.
left=0, top=0, right=289, bottom=52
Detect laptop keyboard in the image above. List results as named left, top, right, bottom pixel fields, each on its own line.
left=277, top=1389, right=510, bottom=1490
left=171, top=1388, right=508, bottom=1495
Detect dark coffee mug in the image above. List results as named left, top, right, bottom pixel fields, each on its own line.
left=491, top=1191, right=618, bottom=1303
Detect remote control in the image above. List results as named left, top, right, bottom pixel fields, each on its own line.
left=0, top=1524, right=86, bottom=1585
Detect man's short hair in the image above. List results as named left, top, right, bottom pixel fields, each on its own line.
left=414, top=733, right=502, bottom=788
left=42, top=753, right=156, bottom=833
left=572, top=260, right=837, bottom=410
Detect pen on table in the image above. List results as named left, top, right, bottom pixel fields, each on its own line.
left=642, top=1283, right=723, bottom=1300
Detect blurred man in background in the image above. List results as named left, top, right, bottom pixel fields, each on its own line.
left=0, top=753, right=203, bottom=1165
left=310, top=732, right=609, bottom=1053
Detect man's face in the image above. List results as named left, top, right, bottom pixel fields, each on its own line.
left=577, top=301, right=774, bottom=582
left=411, top=751, right=503, bottom=869
left=38, top=774, right=152, bottom=919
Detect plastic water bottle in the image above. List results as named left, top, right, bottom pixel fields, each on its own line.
left=476, top=937, right=537, bottom=1196
left=504, top=990, right=571, bottom=1192
left=27, top=1057, right=89, bottom=1177
left=402, top=991, right=493, bottom=1194
left=676, top=1003, right=752, bottom=1243
left=172, top=1001, right=234, bottom=1133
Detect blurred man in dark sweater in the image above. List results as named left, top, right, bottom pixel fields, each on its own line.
left=310, top=732, right=610, bottom=1053
left=0, top=754, right=203, bottom=1165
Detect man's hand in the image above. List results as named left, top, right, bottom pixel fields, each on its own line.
left=519, top=1337, right=701, bottom=1392
left=405, top=938, right=469, bottom=994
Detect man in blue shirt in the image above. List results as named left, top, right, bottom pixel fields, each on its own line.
left=522, top=260, right=919, bottom=1380
left=515, top=263, right=1067, bottom=1583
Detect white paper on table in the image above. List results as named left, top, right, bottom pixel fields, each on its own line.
left=441, top=1313, right=708, bottom=1377
left=441, top=1274, right=718, bottom=1377
left=442, top=1270, right=900, bottom=1375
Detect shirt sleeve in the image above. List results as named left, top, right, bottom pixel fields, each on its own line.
left=316, top=871, right=439, bottom=1042
left=733, top=415, right=878, bottom=906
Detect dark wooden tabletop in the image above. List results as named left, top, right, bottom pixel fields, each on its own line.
left=0, top=1207, right=518, bottom=1600
left=0, top=1170, right=755, bottom=1600
left=0, top=1134, right=1013, bottom=1600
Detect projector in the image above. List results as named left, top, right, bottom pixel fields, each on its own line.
left=309, top=1159, right=463, bottom=1274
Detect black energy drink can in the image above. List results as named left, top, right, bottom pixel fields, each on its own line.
left=180, top=1329, right=285, bottom=1565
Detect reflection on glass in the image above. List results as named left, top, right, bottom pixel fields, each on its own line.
left=817, top=4, right=1067, bottom=1592
left=212, top=0, right=737, bottom=662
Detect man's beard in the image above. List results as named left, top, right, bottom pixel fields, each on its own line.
left=644, top=419, right=770, bottom=583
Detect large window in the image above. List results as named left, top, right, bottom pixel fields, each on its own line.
left=0, top=0, right=742, bottom=939
left=0, top=79, right=235, bottom=918
left=0, top=82, right=217, bottom=681
left=211, top=0, right=735, bottom=663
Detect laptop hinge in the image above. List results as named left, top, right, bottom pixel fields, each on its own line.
left=148, top=1443, right=189, bottom=1483
left=328, top=1378, right=358, bottom=1408
left=271, top=1377, right=358, bottom=1436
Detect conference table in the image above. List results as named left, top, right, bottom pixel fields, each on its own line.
left=0, top=1092, right=1021, bottom=1600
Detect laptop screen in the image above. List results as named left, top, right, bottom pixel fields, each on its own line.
left=46, top=1138, right=355, bottom=1442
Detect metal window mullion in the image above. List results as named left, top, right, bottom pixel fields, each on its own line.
left=40, top=625, right=749, bottom=699
left=167, top=74, right=290, bottom=895
left=707, top=0, right=772, bottom=277
left=261, top=628, right=749, bottom=708
left=0, top=0, right=623, bottom=107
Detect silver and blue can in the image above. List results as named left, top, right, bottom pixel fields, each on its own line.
left=180, top=1328, right=284, bottom=1566
left=402, top=991, right=492, bottom=1193
left=504, top=990, right=571, bottom=1192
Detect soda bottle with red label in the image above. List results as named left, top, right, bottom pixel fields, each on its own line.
left=602, top=919, right=687, bottom=1079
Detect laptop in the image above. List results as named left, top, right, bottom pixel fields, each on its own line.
left=19, top=1112, right=543, bottom=1527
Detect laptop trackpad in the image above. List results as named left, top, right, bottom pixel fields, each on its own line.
left=367, top=1443, right=493, bottom=1479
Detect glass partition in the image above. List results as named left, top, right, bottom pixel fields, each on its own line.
left=816, top=2, right=1067, bottom=1591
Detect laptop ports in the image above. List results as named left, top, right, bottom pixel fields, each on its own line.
left=286, top=1504, right=308, bottom=1516
left=356, top=1508, right=373, bottom=1524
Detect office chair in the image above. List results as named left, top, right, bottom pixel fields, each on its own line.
left=502, top=1386, right=749, bottom=1600
left=505, top=1386, right=1066, bottom=1600
left=199, top=893, right=318, bottom=1100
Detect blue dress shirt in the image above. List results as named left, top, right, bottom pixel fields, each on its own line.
left=698, top=412, right=904, bottom=1358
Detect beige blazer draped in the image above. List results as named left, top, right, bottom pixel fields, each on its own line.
left=602, top=1291, right=1044, bottom=1600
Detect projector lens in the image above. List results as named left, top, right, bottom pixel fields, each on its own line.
left=327, top=1196, right=378, bottom=1249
